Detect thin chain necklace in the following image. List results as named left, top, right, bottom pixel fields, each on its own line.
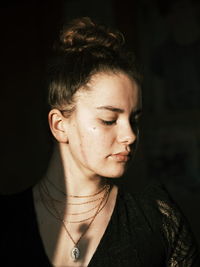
left=39, top=181, right=111, bottom=261
left=39, top=181, right=110, bottom=223
left=46, top=177, right=107, bottom=198
left=40, top=179, right=110, bottom=209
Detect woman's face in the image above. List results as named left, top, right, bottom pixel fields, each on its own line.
left=64, top=72, right=141, bottom=178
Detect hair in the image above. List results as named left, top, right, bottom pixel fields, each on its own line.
left=47, top=17, right=142, bottom=116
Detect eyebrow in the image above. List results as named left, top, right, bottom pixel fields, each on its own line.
left=96, top=105, right=124, bottom=113
left=96, top=105, right=142, bottom=115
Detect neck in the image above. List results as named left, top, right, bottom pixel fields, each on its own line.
left=43, top=144, right=107, bottom=197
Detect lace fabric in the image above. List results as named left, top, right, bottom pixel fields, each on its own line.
left=158, top=199, right=198, bottom=266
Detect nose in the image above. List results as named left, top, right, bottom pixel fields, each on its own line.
left=117, top=122, right=138, bottom=145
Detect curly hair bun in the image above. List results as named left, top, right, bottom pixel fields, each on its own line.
left=59, top=17, right=124, bottom=53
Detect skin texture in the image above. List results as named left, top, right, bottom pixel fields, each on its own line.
left=48, top=71, right=141, bottom=195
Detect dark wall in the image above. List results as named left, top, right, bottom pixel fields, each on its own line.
left=132, top=0, right=200, bottom=247
left=0, top=1, right=64, bottom=192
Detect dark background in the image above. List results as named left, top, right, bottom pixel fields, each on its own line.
left=1, top=0, right=200, bottom=246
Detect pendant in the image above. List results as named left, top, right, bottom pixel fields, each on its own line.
left=71, top=247, right=80, bottom=261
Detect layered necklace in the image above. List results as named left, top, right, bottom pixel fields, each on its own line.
left=39, top=178, right=111, bottom=261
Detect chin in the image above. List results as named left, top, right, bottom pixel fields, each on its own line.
left=100, top=166, right=126, bottom=179
left=109, top=163, right=131, bottom=178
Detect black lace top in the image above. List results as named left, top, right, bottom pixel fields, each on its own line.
left=1, top=182, right=199, bottom=266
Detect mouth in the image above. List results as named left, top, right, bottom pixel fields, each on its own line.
left=110, top=151, right=130, bottom=162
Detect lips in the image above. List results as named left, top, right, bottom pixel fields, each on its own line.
left=111, top=151, right=130, bottom=162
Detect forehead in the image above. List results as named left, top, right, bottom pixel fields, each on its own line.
left=77, top=72, right=140, bottom=112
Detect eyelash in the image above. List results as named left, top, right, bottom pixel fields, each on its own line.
left=101, top=116, right=141, bottom=127
left=101, top=120, right=117, bottom=126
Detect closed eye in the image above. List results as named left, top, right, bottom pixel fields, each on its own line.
left=101, top=119, right=117, bottom=126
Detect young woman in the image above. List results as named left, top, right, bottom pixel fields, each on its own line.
left=1, top=17, right=200, bottom=267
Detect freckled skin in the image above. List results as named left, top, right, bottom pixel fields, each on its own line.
left=62, top=72, right=141, bottom=179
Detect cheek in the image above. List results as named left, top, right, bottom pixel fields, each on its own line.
left=79, top=124, right=114, bottom=158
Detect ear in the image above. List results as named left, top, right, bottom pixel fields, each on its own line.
left=48, top=109, right=68, bottom=143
